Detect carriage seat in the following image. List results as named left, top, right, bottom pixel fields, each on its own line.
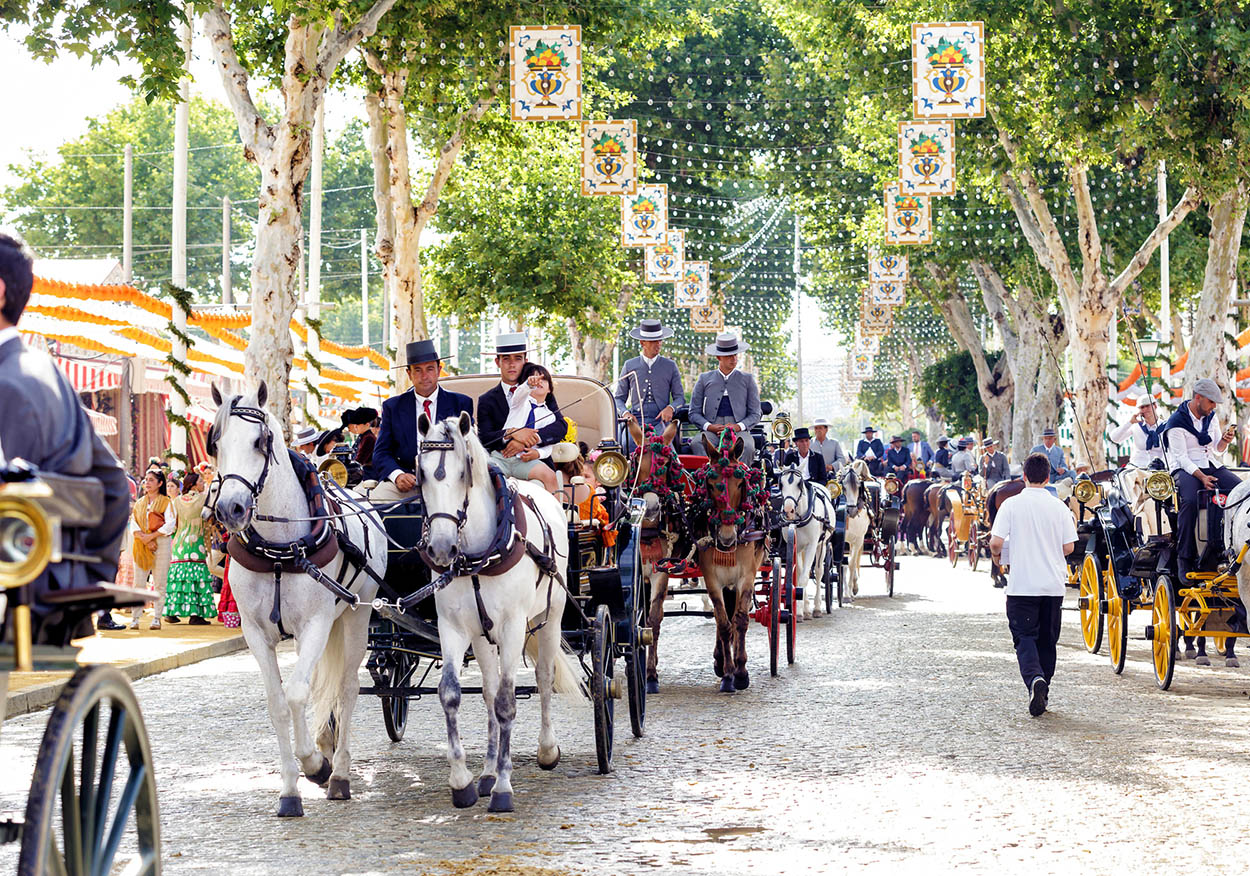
left=1193, top=488, right=1227, bottom=571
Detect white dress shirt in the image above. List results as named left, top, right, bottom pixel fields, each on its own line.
left=641, top=354, right=658, bottom=368
left=502, top=383, right=557, bottom=459
left=388, top=388, right=440, bottom=485
left=1109, top=418, right=1166, bottom=467
left=1166, top=403, right=1224, bottom=475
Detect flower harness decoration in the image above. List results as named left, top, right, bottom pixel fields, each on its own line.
left=630, top=425, right=688, bottom=563
left=692, top=428, right=767, bottom=535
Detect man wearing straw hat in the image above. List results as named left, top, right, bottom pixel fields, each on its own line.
left=370, top=339, right=474, bottom=503
left=811, top=418, right=847, bottom=471
left=615, top=318, right=685, bottom=439
left=689, top=331, right=762, bottom=465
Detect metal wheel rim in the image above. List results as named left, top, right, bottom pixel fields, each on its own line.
left=1108, top=578, right=1128, bottom=675
left=591, top=604, right=615, bottom=773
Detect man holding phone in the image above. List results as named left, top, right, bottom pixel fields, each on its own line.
left=1163, top=377, right=1242, bottom=583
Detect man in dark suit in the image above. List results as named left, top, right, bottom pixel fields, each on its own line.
left=370, top=339, right=474, bottom=502
left=909, top=429, right=934, bottom=474
left=783, top=427, right=828, bottom=485
left=885, top=435, right=913, bottom=481
left=855, top=426, right=885, bottom=477
left=0, top=231, right=131, bottom=643
left=476, top=331, right=567, bottom=458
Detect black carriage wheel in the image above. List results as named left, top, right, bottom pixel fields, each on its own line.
left=591, top=604, right=616, bottom=774
left=967, top=523, right=979, bottom=572
left=885, top=539, right=896, bottom=598
left=823, top=550, right=835, bottom=615
left=785, top=533, right=797, bottom=665
left=769, top=563, right=780, bottom=677
left=381, top=651, right=412, bottom=743
left=837, top=561, right=847, bottom=608
left=19, top=665, right=160, bottom=876
left=626, top=524, right=647, bottom=739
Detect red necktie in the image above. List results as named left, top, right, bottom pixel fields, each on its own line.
left=509, top=385, right=517, bottom=396
left=423, top=399, right=433, bottom=421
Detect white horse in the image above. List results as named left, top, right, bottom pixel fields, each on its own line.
left=839, top=461, right=871, bottom=601
left=1221, top=479, right=1250, bottom=667
left=416, top=413, right=587, bottom=813
left=777, top=465, right=837, bottom=618
left=209, top=382, right=385, bottom=817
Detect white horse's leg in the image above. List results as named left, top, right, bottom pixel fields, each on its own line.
left=472, top=633, right=501, bottom=798
left=487, top=612, right=525, bottom=812
left=240, top=623, right=304, bottom=817
left=326, top=606, right=371, bottom=800
left=534, top=601, right=565, bottom=771
left=810, top=534, right=826, bottom=618
left=438, top=621, right=477, bottom=808
left=286, top=610, right=335, bottom=787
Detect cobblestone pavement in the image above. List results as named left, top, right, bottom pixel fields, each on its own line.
left=5, top=555, right=1250, bottom=874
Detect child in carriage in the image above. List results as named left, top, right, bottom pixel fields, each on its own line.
left=489, top=361, right=564, bottom=492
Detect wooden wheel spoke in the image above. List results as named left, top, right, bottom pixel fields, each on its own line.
left=97, top=762, right=145, bottom=871
left=92, top=703, right=126, bottom=867
left=59, top=741, right=84, bottom=876
left=79, top=702, right=100, bottom=868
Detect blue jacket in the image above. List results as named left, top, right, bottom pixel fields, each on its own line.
left=373, top=386, right=475, bottom=481
left=855, top=438, right=885, bottom=476
left=908, top=440, right=934, bottom=466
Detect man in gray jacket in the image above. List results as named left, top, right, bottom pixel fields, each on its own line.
left=812, top=418, right=848, bottom=471
left=614, top=318, right=685, bottom=437
left=980, top=437, right=1010, bottom=489
left=689, top=332, right=762, bottom=464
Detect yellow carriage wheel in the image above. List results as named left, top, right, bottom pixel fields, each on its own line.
left=1106, top=571, right=1128, bottom=675
left=1078, top=553, right=1104, bottom=654
left=1151, top=576, right=1178, bottom=690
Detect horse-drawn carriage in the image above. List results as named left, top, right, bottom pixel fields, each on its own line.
left=1, top=465, right=160, bottom=874
left=858, top=471, right=900, bottom=599
left=362, top=374, right=648, bottom=776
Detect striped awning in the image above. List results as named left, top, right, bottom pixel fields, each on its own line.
left=85, top=407, right=118, bottom=437
left=57, top=356, right=123, bottom=393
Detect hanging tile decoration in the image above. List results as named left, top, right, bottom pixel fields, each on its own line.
left=869, top=251, right=909, bottom=285
left=899, top=120, right=956, bottom=196
left=675, top=261, right=710, bottom=308
left=854, top=334, right=880, bottom=356
left=581, top=120, right=637, bottom=196
left=621, top=184, right=668, bottom=247
left=870, top=280, right=906, bottom=306
left=862, top=301, right=894, bottom=335
left=509, top=26, right=582, bottom=121
left=884, top=182, right=933, bottom=245
left=850, top=353, right=875, bottom=379
left=645, top=229, right=685, bottom=283
left=691, top=303, right=724, bottom=333
left=912, top=22, right=986, bottom=119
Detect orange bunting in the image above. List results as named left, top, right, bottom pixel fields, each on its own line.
left=33, top=276, right=171, bottom=318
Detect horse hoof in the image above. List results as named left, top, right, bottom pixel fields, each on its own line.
left=1228, top=658, right=1241, bottom=668
left=719, top=676, right=735, bottom=694
left=306, top=756, right=332, bottom=787
left=478, top=774, right=497, bottom=795
left=645, top=679, right=660, bottom=695
left=276, top=796, right=304, bottom=818
left=538, top=747, right=561, bottom=771
left=451, top=784, right=479, bottom=809
left=1184, top=647, right=1198, bottom=660
left=1196, top=655, right=1211, bottom=666
left=327, top=777, right=351, bottom=800
left=733, top=670, right=750, bottom=691
left=487, top=791, right=514, bottom=813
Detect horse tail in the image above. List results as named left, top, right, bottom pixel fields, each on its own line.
left=310, top=609, right=348, bottom=746
left=524, top=633, right=590, bottom=700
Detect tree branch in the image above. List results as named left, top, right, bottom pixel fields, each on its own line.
left=1108, top=185, right=1200, bottom=296
left=969, top=258, right=1018, bottom=365
left=318, top=0, right=398, bottom=72
left=1069, top=163, right=1104, bottom=291
left=202, top=2, right=274, bottom=161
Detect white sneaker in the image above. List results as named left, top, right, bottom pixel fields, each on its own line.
left=149, top=619, right=162, bottom=631
left=129, top=619, right=141, bottom=630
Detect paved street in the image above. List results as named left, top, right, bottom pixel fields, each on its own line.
left=5, top=555, right=1250, bottom=874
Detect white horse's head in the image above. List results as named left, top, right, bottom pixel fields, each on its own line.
left=208, top=381, right=277, bottom=532
left=416, top=411, right=485, bottom=568
left=840, top=465, right=863, bottom=517
left=778, top=465, right=805, bottom=521
left=1222, top=480, right=1250, bottom=561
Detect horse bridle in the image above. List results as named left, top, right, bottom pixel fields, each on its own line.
left=780, top=468, right=816, bottom=525
left=206, top=403, right=275, bottom=520
left=415, top=436, right=471, bottom=550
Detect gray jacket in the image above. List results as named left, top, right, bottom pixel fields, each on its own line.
left=689, top=367, right=762, bottom=432
left=980, top=450, right=1009, bottom=486
left=812, top=436, right=847, bottom=469
left=614, top=355, right=685, bottom=419
left=0, top=335, right=130, bottom=639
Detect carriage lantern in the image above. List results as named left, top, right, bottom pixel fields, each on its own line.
left=827, top=482, right=842, bottom=500
left=318, top=457, right=349, bottom=487
left=593, top=441, right=629, bottom=488
left=883, top=475, right=901, bottom=495
left=1073, top=478, right=1102, bottom=506
left=770, top=412, right=793, bottom=441
left=1145, top=470, right=1176, bottom=503
left=0, top=485, right=54, bottom=589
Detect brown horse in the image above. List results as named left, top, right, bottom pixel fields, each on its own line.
left=900, top=478, right=933, bottom=554
left=983, top=478, right=1024, bottom=586
left=924, top=481, right=950, bottom=554
left=693, top=431, right=767, bottom=693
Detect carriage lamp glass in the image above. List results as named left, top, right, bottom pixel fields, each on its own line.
left=594, top=450, right=629, bottom=488
left=884, top=476, right=900, bottom=495
left=0, top=497, right=53, bottom=588
left=770, top=412, right=793, bottom=441
left=1073, top=479, right=1101, bottom=505
left=319, top=458, right=348, bottom=487
left=827, top=482, right=842, bottom=499
left=1145, top=470, right=1176, bottom=502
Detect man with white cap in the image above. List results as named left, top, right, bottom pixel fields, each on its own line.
left=689, top=331, right=762, bottom=464
left=614, top=318, right=685, bottom=436
left=1110, top=395, right=1170, bottom=535
left=477, top=331, right=567, bottom=462
left=1163, top=377, right=1241, bottom=582
left=811, top=418, right=847, bottom=470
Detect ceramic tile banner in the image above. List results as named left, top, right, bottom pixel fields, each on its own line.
left=644, top=229, right=684, bottom=283
left=869, top=251, right=909, bottom=285
left=621, top=184, right=668, bottom=247
left=854, top=334, right=880, bottom=356
left=690, top=303, right=724, bottom=333
left=509, top=26, right=582, bottom=121
left=674, top=261, right=710, bottom=308
left=850, top=353, right=875, bottom=379
left=581, top=120, right=637, bottom=196
left=861, top=301, right=894, bottom=335
left=912, top=22, right=986, bottom=119
left=899, top=120, right=956, bottom=197
left=884, top=182, right=933, bottom=245
left=870, top=280, right=906, bottom=306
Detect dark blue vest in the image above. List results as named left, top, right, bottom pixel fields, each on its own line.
left=1162, top=402, right=1214, bottom=449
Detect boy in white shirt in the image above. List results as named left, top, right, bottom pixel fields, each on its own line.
left=490, top=362, right=560, bottom=491
left=989, top=452, right=1077, bottom=717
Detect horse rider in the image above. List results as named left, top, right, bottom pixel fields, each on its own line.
left=689, top=331, right=762, bottom=465
left=885, top=435, right=912, bottom=482
left=855, top=426, right=885, bottom=477
left=1163, top=377, right=1241, bottom=583
left=909, top=429, right=934, bottom=475
left=0, top=231, right=131, bottom=643
left=980, top=437, right=1009, bottom=489
left=950, top=437, right=975, bottom=477
left=811, top=417, right=848, bottom=470
left=343, top=406, right=379, bottom=479
left=1110, top=395, right=1169, bottom=535
left=614, top=318, right=685, bottom=441
left=932, top=435, right=954, bottom=478
left=1030, top=427, right=1073, bottom=483
left=371, top=338, right=475, bottom=503
left=783, top=426, right=828, bottom=485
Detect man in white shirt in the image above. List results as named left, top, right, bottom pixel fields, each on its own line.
left=1109, top=395, right=1170, bottom=535
left=1163, top=377, right=1241, bottom=581
left=990, top=452, right=1077, bottom=717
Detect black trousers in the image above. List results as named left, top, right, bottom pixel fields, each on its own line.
left=1175, top=467, right=1243, bottom=568
left=1005, top=595, right=1063, bottom=690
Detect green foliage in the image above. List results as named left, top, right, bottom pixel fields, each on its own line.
left=920, top=349, right=1001, bottom=437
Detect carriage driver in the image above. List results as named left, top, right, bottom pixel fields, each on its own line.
left=614, top=318, right=685, bottom=439
left=369, top=339, right=475, bottom=503
left=689, top=332, right=762, bottom=465
left=855, top=426, right=885, bottom=477
left=1163, top=377, right=1242, bottom=583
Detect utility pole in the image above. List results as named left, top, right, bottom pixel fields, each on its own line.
left=450, top=314, right=460, bottom=370
left=1158, top=161, right=1170, bottom=345
left=360, top=228, right=369, bottom=347
left=122, top=144, right=133, bottom=283
left=305, top=102, right=324, bottom=424
left=221, top=196, right=232, bottom=304
left=793, top=211, right=804, bottom=425
left=168, top=13, right=191, bottom=471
